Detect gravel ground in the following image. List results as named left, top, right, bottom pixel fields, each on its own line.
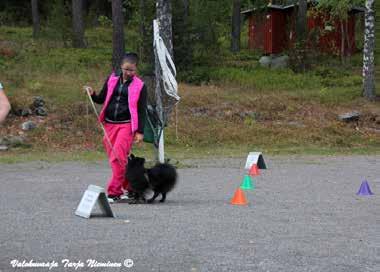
left=0, top=155, right=379, bottom=272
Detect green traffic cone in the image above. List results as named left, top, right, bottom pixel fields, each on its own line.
left=240, top=175, right=255, bottom=190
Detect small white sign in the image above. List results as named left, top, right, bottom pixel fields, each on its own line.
left=75, top=185, right=114, bottom=219
left=244, top=152, right=267, bottom=170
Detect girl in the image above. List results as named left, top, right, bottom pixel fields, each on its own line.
left=84, top=53, right=147, bottom=203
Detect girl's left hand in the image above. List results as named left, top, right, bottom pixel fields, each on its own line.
left=134, top=133, right=144, bottom=145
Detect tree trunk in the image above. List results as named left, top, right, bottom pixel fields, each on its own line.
left=344, top=19, right=352, bottom=58
left=139, top=0, right=146, bottom=60
left=340, top=20, right=345, bottom=64
left=171, top=0, right=192, bottom=71
left=155, top=0, right=175, bottom=162
left=156, top=0, right=173, bottom=59
left=231, top=0, right=241, bottom=52
left=295, top=0, right=307, bottom=72
left=72, top=0, right=86, bottom=48
left=31, top=0, right=40, bottom=38
left=363, top=0, right=376, bottom=100
left=182, top=0, right=189, bottom=18
left=296, top=0, right=307, bottom=43
left=91, top=0, right=102, bottom=27
left=112, top=0, right=125, bottom=70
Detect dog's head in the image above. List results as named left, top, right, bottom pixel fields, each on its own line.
left=127, top=154, right=146, bottom=169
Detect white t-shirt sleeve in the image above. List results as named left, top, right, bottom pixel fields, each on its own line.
left=0, top=82, right=3, bottom=90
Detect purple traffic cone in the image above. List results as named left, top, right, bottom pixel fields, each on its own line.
left=356, top=180, right=374, bottom=196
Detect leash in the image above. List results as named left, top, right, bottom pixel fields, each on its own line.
left=84, top=87, right=124, bottom=167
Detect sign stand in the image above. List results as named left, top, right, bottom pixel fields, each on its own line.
left=245, top=152, right=267, bottom=170
left=75, top=185, right=115, bottom=219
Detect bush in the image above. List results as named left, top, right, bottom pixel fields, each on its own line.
left=177, top=67, right=211, bottom=85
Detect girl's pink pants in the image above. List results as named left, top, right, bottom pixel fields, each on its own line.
left=103, top=122, right=134, bottom=196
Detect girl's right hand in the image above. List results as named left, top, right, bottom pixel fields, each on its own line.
left=83, top=86, right=94, bottom=96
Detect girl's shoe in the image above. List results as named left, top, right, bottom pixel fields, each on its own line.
left=107, top=194, right=129, bottom=204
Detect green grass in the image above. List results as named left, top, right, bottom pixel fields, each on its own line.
left=210, top=67, right=321, bottom=91
left=180, top=55, right=365, bottom=105
left=0, top=150, right=106, bottom=164
left=1, top=143, right=379, bottom=165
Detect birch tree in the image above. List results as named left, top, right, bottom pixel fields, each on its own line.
left=156, top=0, right=173, bottom=58
left=363, top=0, right=376, bottom=99
left=155, top=0, right=175, bottom=163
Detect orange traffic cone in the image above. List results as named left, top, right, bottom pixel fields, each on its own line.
left=249, top=164, right=260, bottom=176
left=230, top=188, right=248, bottom=205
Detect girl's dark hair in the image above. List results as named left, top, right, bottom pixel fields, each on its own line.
left=121, top=52, right=139, bottom=65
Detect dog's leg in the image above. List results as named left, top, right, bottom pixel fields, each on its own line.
left=159, top=193, right=166, bottom=203
left=128, top=196, right=139, bottom=204
left=129, top=193, right=145, bottom=204
left=129, top=198, right=138, bottom=204
left=147, top=191, right=159, bottom=204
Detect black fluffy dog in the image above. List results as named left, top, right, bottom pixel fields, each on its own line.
left=125, top=154, right=177, bottom=204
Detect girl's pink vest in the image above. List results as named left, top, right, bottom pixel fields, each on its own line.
left=98, top=73, right=144, bottom=134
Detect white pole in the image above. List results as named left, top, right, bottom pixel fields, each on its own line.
left=153, top=20, right=164, bottom=163
left=158, top=130, right=165, bottom=163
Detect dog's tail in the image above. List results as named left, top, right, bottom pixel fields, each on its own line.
left=148, top=163, right=177, bottom=192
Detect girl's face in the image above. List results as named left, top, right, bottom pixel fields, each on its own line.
left=121, top=62, right=137, bottom=79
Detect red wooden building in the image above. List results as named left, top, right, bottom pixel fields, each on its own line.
left=307, top=11, right=359, bottom=55
left=242, top=4, right=295, bottom=55
left=241, top=3, right=364, bottom=55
